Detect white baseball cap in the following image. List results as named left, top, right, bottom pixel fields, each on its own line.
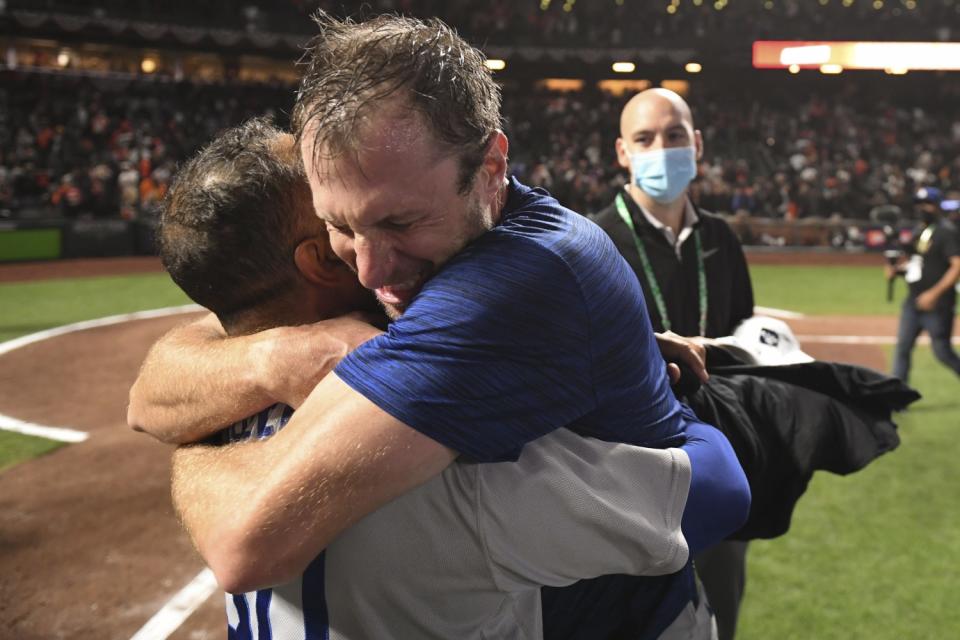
left=715, top=316, right=814, bottom=366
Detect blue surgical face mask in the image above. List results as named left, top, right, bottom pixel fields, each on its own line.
left=629, top=146, right=698, bottom=204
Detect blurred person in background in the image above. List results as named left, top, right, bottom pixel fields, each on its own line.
left=888, top=186, right=960, bottom=383
left=590, top=88, right=754, bottom=640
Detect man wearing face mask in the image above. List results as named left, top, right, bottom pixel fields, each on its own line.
left=591, top=88, right=755, bottom=640
left=888, top=186, right=960, bottom=383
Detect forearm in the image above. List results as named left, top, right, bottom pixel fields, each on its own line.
left=172, top=372, right=456, bottom=593
left=128, top=315, right=279, bottom=444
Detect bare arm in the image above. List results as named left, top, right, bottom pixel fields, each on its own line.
left=171, top=372, right=457, bottom=593
left=129, top=313, right=381, bottom=444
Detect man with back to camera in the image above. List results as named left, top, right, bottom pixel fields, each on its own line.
left=887, top=186, right=960, bottom=382
left=157, top=117, right=745, bottom=639
left=590, top=88, right=755, bottom=640
left=129, top=13, right=749, bottom=638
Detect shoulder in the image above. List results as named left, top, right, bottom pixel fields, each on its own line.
left=587, top=200, right=622, bottom=230
left=478, top=179, right=629, bottom=288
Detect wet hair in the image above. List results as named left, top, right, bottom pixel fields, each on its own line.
left=292, top=11, right=502, bottom=193
left=159, top=117, right=313, bottom=326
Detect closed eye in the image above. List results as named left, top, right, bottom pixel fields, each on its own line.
left=380, top=220, right=413, bottom=231
left=326, top=221, right=354, bottom=237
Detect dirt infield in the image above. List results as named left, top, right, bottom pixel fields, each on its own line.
left=0, top=313, right=224, bottom=640
left=0, top=252, right=911, bottom=639
left=0, top=257, right=164, bottom=283
left=744, top=249, right=884, bottom=267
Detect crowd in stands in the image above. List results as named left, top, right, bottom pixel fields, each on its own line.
left=2, top=70, right=958, bottom=222
left=507, top=80, right=960, bottom=220
left=0, top=72, right=293, bottom=220
left=8, top=0, right=958, bottom=46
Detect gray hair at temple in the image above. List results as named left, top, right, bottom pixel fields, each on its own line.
left=159, top=117, right=316, bottom=329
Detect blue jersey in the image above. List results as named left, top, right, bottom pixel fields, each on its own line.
left=336, top=176, right=685, bottom=462
left=334, top=177, right=741, bottom=639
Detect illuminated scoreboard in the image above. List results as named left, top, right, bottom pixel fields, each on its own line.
left=752, top=41, right=960, bottom=72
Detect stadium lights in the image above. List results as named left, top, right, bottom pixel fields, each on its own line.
left=612, top=62, right=636, bottom=73
left=886, top=67, right=908, bottom=75
left=484, top=59, right=506, bottom=71
left=56, top=50, right=70, bottom=67
left=820, top=64, right=844, bottom=74
left=788, top=64, right=800, bottom=74
left=141, top=57, right=157, bottom=74
left=685, top=62, right=702, bottom=73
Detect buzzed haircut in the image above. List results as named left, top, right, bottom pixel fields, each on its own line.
left=159, top=117, right=313, bottom=326
left=292, top=11, right=502, bottom=193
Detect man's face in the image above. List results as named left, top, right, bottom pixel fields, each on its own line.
left=302, top=107, right=497, bottom=319
left=615, top=93, right=703, bottom=170
left=916, top=202, right=939, bottom=223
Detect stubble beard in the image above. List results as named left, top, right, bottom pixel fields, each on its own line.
left=379, top=196, right=494, bottom=322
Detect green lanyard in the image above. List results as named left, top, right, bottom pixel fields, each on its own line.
left=615, top=193, right=708, bottom=336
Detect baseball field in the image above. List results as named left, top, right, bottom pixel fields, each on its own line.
left=0, top=254, right=957, bottom=640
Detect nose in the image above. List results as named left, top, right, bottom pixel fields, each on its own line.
left=353, top=232, right=395, bottom=290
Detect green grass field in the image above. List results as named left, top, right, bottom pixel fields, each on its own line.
left=0, top=272, right=189, bottom=469
left=0, top=273, right=190, bottom=343
left=750, top=265, right=908, bottom=316
left=739, top=345, right=959, bottom=639
left=1, top=265, right=957, bottom=638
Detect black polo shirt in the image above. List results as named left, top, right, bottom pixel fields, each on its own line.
left=907, top=219, right=960, bottom=309
left=591, top=193, right=754, bottom=338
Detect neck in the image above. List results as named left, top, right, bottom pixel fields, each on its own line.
left=490, top=178, right=510, bottom=226
left=223, top=287, right=338, bottom=337
left=626, top=184, right=687, bottom=237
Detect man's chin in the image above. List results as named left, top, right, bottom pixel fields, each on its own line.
left=379, top=299, right=406, bottom=321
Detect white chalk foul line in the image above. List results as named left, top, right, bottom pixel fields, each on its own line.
left=0, top=304, right=202, bottom=357
left=0, top=304, right=202, bottom=442
left=798, top=335, right=960, bottom=345
left=0, top=415, right=89, bottom=443
left=128, top=569, right=219, bottom=640
left=754, top=306, right=806, bottom=320
left=0, top=303, right=217, bottom=639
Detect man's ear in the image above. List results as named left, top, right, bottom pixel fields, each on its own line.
left=477, top=130, right=509, bottom=201
left=294, top=238, right=341, bottom=286
left=694, top=129, right=704, bottom=162
left=615, top=137, right=631, bottom=170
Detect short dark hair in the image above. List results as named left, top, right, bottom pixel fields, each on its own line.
left=292, top=11, right=502, bottom=193
left=160, top=117, right=313, bottom=325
